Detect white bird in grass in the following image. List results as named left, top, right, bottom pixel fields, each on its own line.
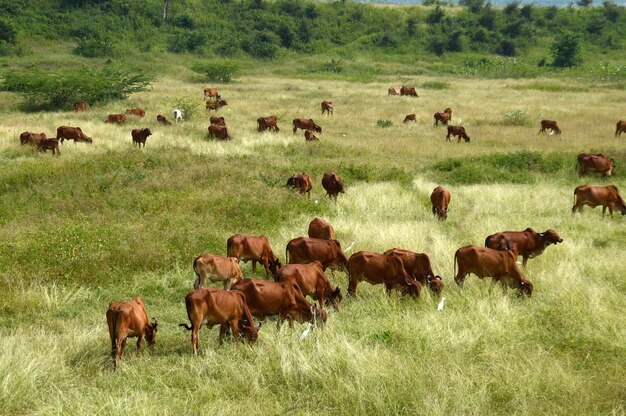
left=437, top=296, right=446, bottom=312
left=344, top=241, right=356, bottom=253
left=300, top=322, right=314, bottom=341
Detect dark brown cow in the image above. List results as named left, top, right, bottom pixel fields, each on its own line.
left=403, top=114, right=416, bottom=123
left=388, top=87, right=401, bottom=96
left=227, top=234, right=282, bottom=277
left=293, top=118, right=322, bottom=134
left=210, top=116, right=226, bottom=126
left=383, top=248, right=443, bottom=295
left=446, top=125, right=470, bottom=142
left=275, top=261, right=342, bottom=310
left=322, top=172, right=345, bottom=201
left=577, top=153, right=615, bottom=177
left=400, top=86, right=418, bottom=97
left=433, top=108, right=452, bottom=126
left=193, top=254, right=243, bottom=290
left=179, top=288, right=259, bottom=353
left=157, top=114, right=172, bottom=125
left=204, top=87, right=220, bottom=99
left=308, top=218, right=335, bottom=240
left=286, top=237, right=348, bottom=273
left=430, top=186, right=451, bottom=220
left=286, top=172, right=313, bottom=197
left=539, top=119, right=561, bottom=135
left=205, top=99, right=228, bottom=111
left=454, top=245, right=533, bottom=297
left=572, top=185, right=626, bottom=217
left=231, top=278, right=327, bottom=328
left=208, top=125, right=230, bottom=140
left=348, top=251, right=422, bottom=297
left=106, top=297, right=158, bottom=369
left=304, top=129, right=319, bottom=141
left=257, top=115, right=279, bottom=132
left=131, top=128, right=152, bottom=147
left=105, top=114, right=127, bottom=124
left=19, top=132, right=46, bottom=146
left=56, top=126, right=93, bottom=144
left=73, top=101, right=88, bottom=111
left=321, top=101, right=334, bottom=116
left=615, top=120, right=626, bottom=138
left=125, top=108, right=145, bottom=118
left=485, top=228, right=563, bottom=268
left=37, top=138, right=60, bottom=155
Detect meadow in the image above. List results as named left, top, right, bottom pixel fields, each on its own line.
left=1, top=72, right=625, bottom=415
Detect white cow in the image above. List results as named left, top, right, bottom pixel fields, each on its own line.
left=173, top=109, right=182, bottom=123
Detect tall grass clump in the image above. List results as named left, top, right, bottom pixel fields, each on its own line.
left=192, top=61, right=238, bottom=83
left=500, top=109, right=532, bottom=126
left=422, top=80, right=450, bottom=90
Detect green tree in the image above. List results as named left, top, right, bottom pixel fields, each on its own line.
left=551, top=32, right=582, bottom=67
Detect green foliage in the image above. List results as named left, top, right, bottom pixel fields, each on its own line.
left=74, top=36, right=114, bottom=58
left=0, top=19, right=16, bottom=43
left=242, top=31, right=280, bottom=59
left=500, top=109, right=532, bottom=126
left=321, top=58, right=344, bottom=74
left=422, top=81, right=450, bottom=89
left=168, top=30, right=207, bottom=54
left=376, top=119, right=393, bottom=128
left=191, top=61, right=238, bottom=83
left=551, top=32, right=582, bottom=67
left=172, top=98, right=200, bottom=121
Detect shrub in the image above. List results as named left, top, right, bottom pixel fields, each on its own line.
left=168, top=30, right=207, bottom=54
left=376, top=119, right=393, bottom=128
left=74, top=36, right=114, bottom=58
left=422, top=81, right=450, bottom=90
left=500, top=109, right=531, bottom=126
left=172, top=98, right=201, bottom=121
left=0, top=19, right=16, bottom=44
left=322, top=58, right=344, bottom=73
left=551, top=33, right=582, bottom=67
left=191, top=61, right=238, bottom=83
left=497, top=38, right=517, bottom=56
left=242, top=31, right=280, bottom=59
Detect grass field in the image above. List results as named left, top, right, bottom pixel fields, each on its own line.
left=1, top=72, right=625, bottom=415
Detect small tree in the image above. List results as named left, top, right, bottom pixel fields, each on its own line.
left=551, top=33, right=582, bottom=67
left=577, top=0, right=593, bottom=7
left=191, top=61, right=238, bottom=83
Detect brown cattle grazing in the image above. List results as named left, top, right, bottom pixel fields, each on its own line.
left=179, top=288, right=259, bottom=353
left=485, top=228, right=563, bottom=268
left=125, top=108, right=145, bottom=118
left=572, top=185, right=626, bottom=217
left=210, top=116, right=226, bottom=126
left=286, top=172, right=313, bottom=197
left=227, top=234, right=282, bottom=277
left=293, top=118, right=322, bottom=134
left=286, top=237, right=348, bottom=273
left=403, top=114, right=416, bottom=123
left=56, top=126, right=93, bottom=144
left=454, top=246, right=533, bottom=297
left=400, top=86, right=418, bottom=97
left=348, top=251, right=422, bottom=297
left=446, top=125, right=470, bottom=142
left=304, top=129, right=319, bottom=141
left=204, top=87, right=220, bottom=99
left=73, top=101, right=88, bottom=111
left=308, top=218, right=335, bottom=240
left=193, top=254, right=243, bottom=290
left=37, top=138, right=60, bottom=155
left=578, top=153, right=615, bottom=177
left=321, top=101, right=334, bottom=116
left=106, top=297, right=158, bottom=369
left=539, top=119, right=561, bottom=135
left=131, top=128, right=152, bottom=148
left=388, top=87, right=401, bottom=96
left=275, top=261, right=342, bottom=310
left=105, top=114, right=127, bottom=124
left=208, top=125, right=230, bottom=140
left=322, top=172, right=345, bottom=201
left=430, top=186, right=451, bottom=220
left=257, top=115, right=279, bottom=132
left=205, top=99, right=228, bottom=111
left=20, top=132, right=46, bottom=146
left=615, top=120, right=626, bottom=138
left=433, top=108, right=452, bottom=126
left=157, top=114, right=172, bottom=125
left=384, top=248, right=443, bottom=295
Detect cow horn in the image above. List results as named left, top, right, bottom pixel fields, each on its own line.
left=436, top=275, right=443, bottom=281
left=152, top=318, right=158, bottom=327
left=426, top=274, right=433, bottom=283
left=257, top=321, right=263, bottom=328
left=539, top=233, right=545, bottom=237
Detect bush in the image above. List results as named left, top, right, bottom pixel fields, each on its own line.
left=191, top=61, right=238, bottom=83
left=500, top=109, right=531, bottom=126
left=74, top=36, right=114, bottom=58
left=242, top=31, right=280, bottom=59
left=0, top=19, right=16, bottom=44
left=551, top=33, right=582, bottom=67
left=168, top=30, right=207, bottom=54
left=172, top=98, right=201, bottom=121
left=321, top=58, right=344, bottom=73
left=422, top=81, right=450, bottom=90
left=376, top=119, right=393, bottom=128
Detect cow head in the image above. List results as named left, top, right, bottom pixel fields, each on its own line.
left=428, top=275, right=444, bottom=295
left=331, top=175, right=345, bottom=193
left=540, top=230, right=563, bottom=247
left=326, top=286, right=343, bottom=310
left=314, top=124, right=322, bottom=133
left=269, top=257, right=282, bottom=276
left=518, top=278, right=533, bottom=297
left=146, top=318, right=158, bottom=345
left=143, top=128, right=152, bottom=137
left=286, top=175, right=297, bottom=188
left=241, top=320, right=261, bottom=343
left=433, top=206, right=448, bottom=220
left=399, top=277, right=422, bottom=298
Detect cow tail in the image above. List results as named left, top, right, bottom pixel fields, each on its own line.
left=242, top=298, right=256, bottom=328
left=453, top=250, right=458, bottom=280
left=179, top=296, right=193, bottom=331
left=193, top=256, right=202, bottom=288
left=226, top=238, right=233, bottom=258
left=285, top=243, right=290, bottom=264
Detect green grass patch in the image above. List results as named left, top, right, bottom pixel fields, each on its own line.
left=421, top=80, right=450, bottom=90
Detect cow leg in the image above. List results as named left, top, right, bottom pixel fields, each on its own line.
left=219, top=324, right=227, bottom=345
left=230, top=320, right=241, bottom=342
left=348, top=274, right=359, bottom=297
left=252, top=261, right=256, bottom=273
left=136, top=335, right=143, bottom=353
left=602, top=206, right=606, bottom=217
left=120, top=337, right=127, bottom=361
left=192, top=322, right=201, bottom=354
left=454, top=269, right=467, bottom=287
left=114, top=337, right=125, bottom=369
left=522, top=257, right=528, bottom=268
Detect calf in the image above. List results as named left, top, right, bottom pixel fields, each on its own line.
left=286, top=237, right=348, bottom=273
left=286, top=172, right=313, bottom=197
left=433, top=108, right=452, bottom=126
left=131, top=128, right=152, bottom=147
left=615, top=120, right=625, bottom=138
left=227, top=234, right=282, bottom=277
left=208, top=125, right=230, bottom=140
left=20, top=132, right=46, bottom=146
left=383, top=248, right=443, bottom=295
left=308, top=218, right=335, bottom=240
left=322, top=172, right=345, bottom=201
left=430, top=186, right=451, bottom=220
left=204, top=87, right=220, bottom=99
left=193, top=254, right=243, bottom=290
left=403, top=114, right=416, bottom=123
left=388, top=87, right=401, bottom=96
left=125, top=108, right=145, bottom=118
left=210, top=116, right=226, bottom=126
left=348, top=251, right=422, bottom=297
left=578, top=153, right=615, bottom=177
left=539, top=119, right=561, bottom=135
left=105, top=114, right=127, bottom=124
left=157, top=114, right=172, bottom=125
left=173, top=109, right=182, bottom=122
left=73, top=101, right=88, bottom=111
left=37, top=138, right=60, bottom=155
left=485, top=228, right=563, bottom=267
left=257, top=115, right=279, bottom=132
left=56, top=126, right=93, bottom=144
left=572, top=185, right=626, bottom=217
left=275, top=261, right=342, bottom=310
left=304, top=129, right=319, bottom=141
left=293, top=118, right=322, bottom=134
left=205, top=99, right=228, bottom=111
left=446, top=125, right=470, bottom=142
left=400, top=86, right=418, bottom=96
left=321, top=101, right=334, bottom=116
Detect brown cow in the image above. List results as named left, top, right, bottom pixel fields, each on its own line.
left=446, top=125, right=470, bottom=142
left=37, top=138, right=60, bottom=155
left=275, top=261, right=342, bottom=310
left=430, top=186, right=451, bottom=220
left=308, top=218, right=335, bottom=240
left=388, top=87, right=401, bottom=96
left=210, top=116, right=226, bottom=126
left=125, top=108, right=145, bottom=118
left=208, top=125, right=230, bottom=140
left=577, top=153, right=615, bottom=177
left=322, top=172, right=345, bottom=201
left=454, top=245, right=533, bottom=297
left=286, top=172, right=313, bottom=197
left=227, top=234, right=282, bottom=277
left=383, top=248, right=443, bottom=295
left=73, top=101, right=88, bottom=111
left=539, top=119, right=561, bottom=135
left=157, top=114, right=172, bottom=125
left=193, top=254, right=243, bottom=290
left=205, top=99, right=228, bottom=111
left=403, top=114, right=416, bottom=123
left=400, top=86, right=418, bottom=97
left=485, top=228, right=563, bottom=268
left=293, top=118, right=322, bottom=134
left=19, top=132, right=46, bottom=146
left=56, top=126, right=93, bottom=144
left=286, top=237, right=348, bottom=273
left=231, top=278, right=327, bottom=328
left=204, top=87, right=220, bottom=99
left=433, top=108, right=452, bottom=126
left=321, top=101, right=334, bottom=116
left=572, top=185, right=626, bottom=217
left=106, top=297, right=158, bottom=369
left=105, top=114, right=127, bottom=124
left=348, top=251, right=422, bottom=297
left=131, top=128, right=152, bottom=147
left=257, top=115, right=279, bottom=132
left=615, top=120, right=626, bottom=138
left=179, top=288, right=260, bottom=352
left=304, top=129, right=319, bottom=141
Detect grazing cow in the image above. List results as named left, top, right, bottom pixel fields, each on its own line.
left=304, top=129, right=319, bottom=141
left=485, top=228, right=563, bottom=268
left=131, top=128, right=152, bottom=148
left=193, top=254, right=243, bottom=290
left=388, top=87, right=401, bottom=96
left=400, top=86, right=418, bottom=97
left=105, top=114, right=127, bottom=124
left=433, top=108, right=452, bottom=126
left=383, top=248, right=443, bottom=295
left=454, top=245, right=533, bottom=297
left=275, top=261, right=342, bottom=310
left=226, top=234, right=282, bottom=277
left=179, top=288, right=259, bottom=352
left=205, top=99, right=228, bottom=111
left=257, top=115, right=279, bottom=132
left=19, top=132, right=46, bottom=146
left=615, top=120, right=625, bottom=138
left=322, top=172, right=345, bottom=201
left=293, top=118, right=322, bottom=134
left=539, top=119, right=561, bottom=135
left=173, top=109, right=182, bottom=122
left=73, top=101, right=88, bottom=111
left=208, top=125, right=230, bottom=140
left=286, top=237, right=348, bottom=273
left=157, top=114, right=172, bottom=125
left=231, top=278, right=327, bottom=327
left=56, top=126, right=93, bottom=144
left=210, top=116, right=226, bottom=126
left=430, top=186, right=451, bottom=220
left=308, top=218, right=335, bottom=240
left=106, top=297, right=158, bottom=370
left=37, top=138, right=60, bottom=155
left=348, top=251, right=422, bottom=297
left=321, top=101, right=334, bottom=116
left=286, top=172, right=313, bottom=197
left=577, top=153, right=615, bottom=177
left=403, top=114, right=416, bottom=123
left=446, top=125, right=470, bottom=142
left=572, top=185, right=626, bottom=217
left=204, top=87, right=220, bottom=99
left=125, top=108, right=145, bottom=118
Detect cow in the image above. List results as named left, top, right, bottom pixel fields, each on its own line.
left=539, top=119, right=561, bottom=135
left=73, top=101, right=88, bottom=111
left=454, top=245, right=533, bottom=297
left=105, top=114, right=127, bottom=124
left=572, top=185, right=626, bottom=217
left=615, top=120, right=625, bottom=138
left=308, top=218, right=335, bottom=240
left=173, top=109, right=182, bottom=122
left=430, top=186, right=451, bottom=220
left=383, top=248, right=443, bottom=295
left=400, top=86, right=418, bottom=97
left=179, top=288, right=260, bottom=353
left=208, top=125, right=230, bottom=140
left=275, top=261, right=342, bottom=310
left=388, top=87, right=401, bottom=96
left=348, top=251, right=422, bottom=297
left=204, top=87, right=220, bottom=99
left=304, top=129, right=319, bottom=141
left=321, top=101, right=334, bottom=116
left=226, top=234, right=282, bottom=277
left=446, top=125, right=470, bottom=142
left=231, top=278, right=327, bottom=328
left=322, top=172, right=345, bottom=201
left=286, top=172, right=313, bottom=197
left=205, top=99, right=228, bottom=111
left=37, top=138, right=60, bottom=155
left=56, top=126, right=93, bottom=144
left=257, top=115, right=279, bottom=132
left=210, top=116, right=226, bottom=126
left=286, top=237, right=348, bottom=273
left=433, top=108, right=452, bottom=126
left=577, top=153, right=615, bottom=177
left=485, top=228, right=563, bottom=268
left=106, top=297, right=158, bottom=370
left=193, top=254, right=243, bottom=290
left=157, top=114, right=172, bottom=125
left=131, top=128, right=152, bottom=148
left=19, top=132, right=46, bottom=146
left=125, top=108, right=145, bottom=118
left=403, top=114, right=416, bottom=123
left=293, top=118, right=322, bottom=134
